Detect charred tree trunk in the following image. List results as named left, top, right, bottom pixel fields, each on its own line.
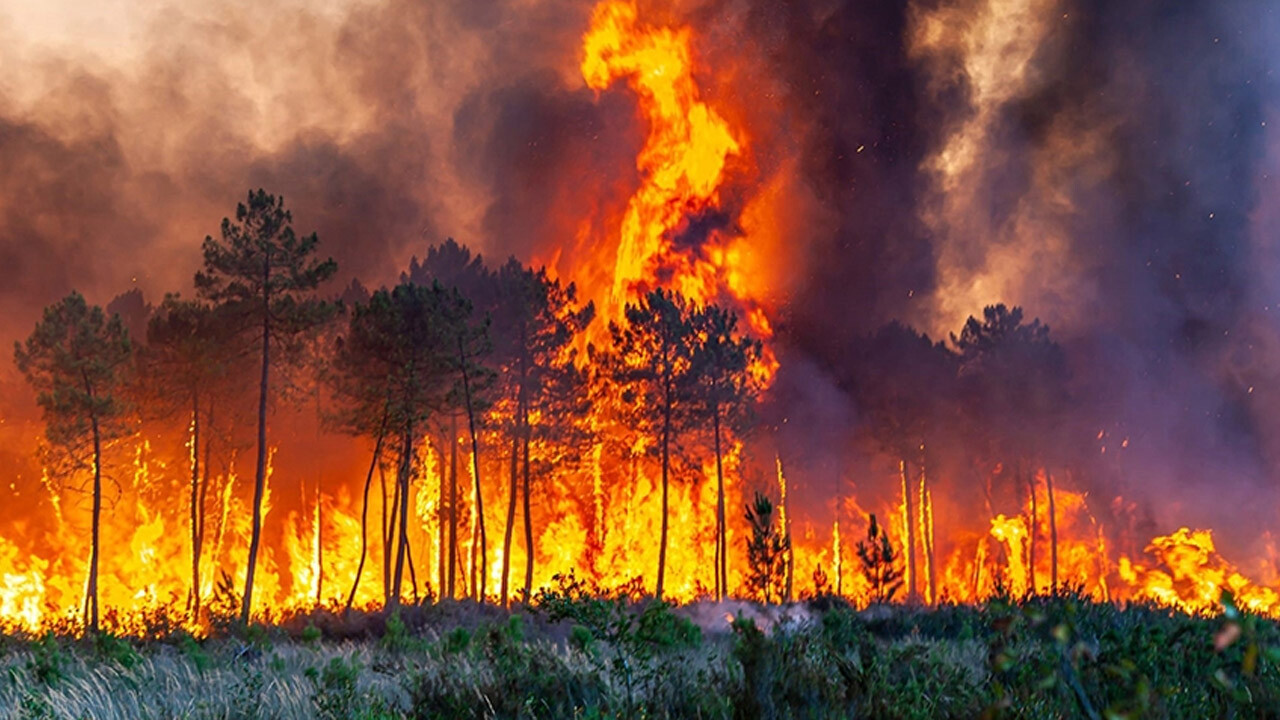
left=380, top=456, right=391, bottom=602
left=500, top=396, right=521, bottom=606
left=346, top=422, right=386, bottom=612
left=198, top=398, right=213, bottom=575
left=86, top=383, right=102, bottom=633
left=447, top=414, right=459, bottom=600
left=435, top=436, right=447, bottom=599
left=241, top=268, right=271, bottom=625
left=1026, top=466, right=1038, bottom=595
left=384, top=455, right=401, bottom=605
left=901, top=459, right=918, bottom=603
left=390, top=427, right=413, bottom=608
left=189, top=389, right=201, bottom=621
left=1047, top=471, right=1059, bottom=595
left=315, top=482, right=323, bottom=607
left=656, top=387, right=672, bottom=600
left=521, top=412, right=533, bottom=605
left=920, top=456, right=937, bottom=605
left=406, top=533, right=419, bottom=603
left=459, top=336, right=487, bottom=602
left=713, top=402, right=727, bottom=601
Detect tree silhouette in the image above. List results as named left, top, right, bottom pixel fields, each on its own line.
left=144, top=295, right=236, bottom=621
left=952, top=304, right=1068, bottom=593
left=599, top=289, right=697, bottom=599
left=856, top=513, right=903, bottom=604
left=687, top=304, right=761, bottom=600
left=402, top=239, right=493, bottom=600
left=331, top=282, right=465, bottom=608
left=744, top=492, right=789, bottom=604
left=14, top=292, right=134, bottom=632
left=489, top=259, right=594, bottom=606
left=847, top=321, right=957, bottom=604
left=195, top=189, right=337, bottom=622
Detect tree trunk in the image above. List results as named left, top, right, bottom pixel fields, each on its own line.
left=920, top=450, right=937, bottom=605
left=189, top=389, right=201, bottom=621
left=406, top=532, right=419, bottom=604
left=196, top=398, right=214, bottom=618
left=447, top=414, right=459, bottom=600
left=87, top=403, right=102, bottom=633
left=241, top=276, right=271, bottom=625
left=1027, top=467, right=1038, bottom=595
left=1047, top=471, right=1059, bottom=595
left=522, top=413, right=533, bottom=605
left=346, top=424, right=386, bottom=612
left=384, top=453, right=401, bottom=605
left=657, top=397, right=671, bottom=600
left=435, top=437, right=446, bottom=599
left=314, top=392, right=323, bottom=607
left=901, top=459, right=917, bottom=603
left=380, top=456, right=391, bottom=602
left=390, top=428, right=413, bottom=608
left=500, top=397, right=520, bottom=606
left=459, top=336, right=487, bottom=602
left=713, top=403, right=726, bottom=601
left=782, top=466, right=793, bottom=603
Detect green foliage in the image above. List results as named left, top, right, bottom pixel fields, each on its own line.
left=25, top=633, right=67, bottom=686
left=535, top=571, right=702, bottom=712
left=195, top=188, right=338, bottom=624
left=442, top=627, right=471, bottom=654
left=856, top=513, right=904, bottom=604
left=195, top=189, right=338, bottom=330
left=92, top=631, right=141, bottom=669
left=744, top=492, right=789, bottom=603
left=309, top=656, right=363, bottom=719
left=175, top=632, right=211, bottom=673
left=13, top=291, right=135, bottom=459
left=3, top=596, right=1279, bottom=719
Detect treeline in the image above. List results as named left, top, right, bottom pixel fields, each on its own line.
left=14, top=190, right=1085, bottom=632
left=14, top=190, right=768, bottom=631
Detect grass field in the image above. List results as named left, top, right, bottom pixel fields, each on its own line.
left=2, top=588, right=1278, bottom=719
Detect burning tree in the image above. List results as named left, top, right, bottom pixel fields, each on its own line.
left=599, top=289, right=698, bottom=600
left=953, top=305, right=1069, bottom=595
left=195, top=189, right=337, bottom=622
left=402, top=240, right=494, bottom=601
left=330, top=282, right=481, bottom=607
left=847, top=322, right=958, bottom=604
left=143, top=296, right=237, bottom=622
left=14, top=291, right=135, bottom=632
left=687, top=304, right=762, bottom=601
left=489, top=259, right=595, bottom=606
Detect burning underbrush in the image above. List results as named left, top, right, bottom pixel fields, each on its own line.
left=1, top=0, right=1278, bottom=642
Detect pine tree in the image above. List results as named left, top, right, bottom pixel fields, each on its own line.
left=195, top=189, right=337, bottom=622
left=856, top=514, right=903, bottom=605
left=14, top=292, right=135, bottom=632
left=744, top=492, right=789, bottom=604
left=600, top=289, right=697, bottom=599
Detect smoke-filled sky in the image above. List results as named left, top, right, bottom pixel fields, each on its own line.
left=3, top=0, right=1280, bottom=539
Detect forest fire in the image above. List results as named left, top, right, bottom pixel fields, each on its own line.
left=1, top=0, right=1279, bottom=640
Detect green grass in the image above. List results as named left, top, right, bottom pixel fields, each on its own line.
left=1, top=593, right=1277, bottom=719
